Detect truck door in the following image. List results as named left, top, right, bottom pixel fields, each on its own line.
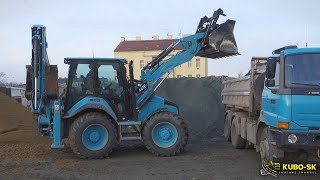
left=262, top=61, right=280, bottom=126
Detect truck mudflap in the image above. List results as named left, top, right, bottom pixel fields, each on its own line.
left=269, top=128, right=320, bottom=149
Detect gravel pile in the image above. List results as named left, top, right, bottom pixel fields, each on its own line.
left=157, top=76, right=225, bottom=139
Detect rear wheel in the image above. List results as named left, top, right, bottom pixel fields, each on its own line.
left=231, top=113, right=246, bottom=149
left=69, top=112, right=116, bottom=159
left=143, top=112, right=188, bottom=156
left=224, top=111, right=232, bottom=142
left=245, top=141, right=254, bottom=149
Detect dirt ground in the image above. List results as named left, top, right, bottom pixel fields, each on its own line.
left=1, top=138, right=318, bottom=180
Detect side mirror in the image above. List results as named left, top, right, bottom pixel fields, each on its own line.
left=265, top=79, right=275, bottom=87
left=266, top=59, right=277, bottom=79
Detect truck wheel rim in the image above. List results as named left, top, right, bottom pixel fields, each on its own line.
left=152, top=122, right=178, bottom=148
left=82, top=124, right=108, bottom=151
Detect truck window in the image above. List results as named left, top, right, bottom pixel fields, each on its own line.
left=274, top=62, right=280, bottom=87
left=285, top=54, right=320, bottom=87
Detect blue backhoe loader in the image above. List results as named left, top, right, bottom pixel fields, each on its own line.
left=26, top=8, right=238, bottom=158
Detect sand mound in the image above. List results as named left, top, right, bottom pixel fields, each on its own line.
left=0, top=92, right=51, bottom=160
left=157, top=76, right=225, bottom=139
left=0, top=93, right=37, bottom=136
left=0, top=92, right=36, bottom=134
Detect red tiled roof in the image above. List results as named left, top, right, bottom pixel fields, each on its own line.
left=114, top=39, right=183, bottom=52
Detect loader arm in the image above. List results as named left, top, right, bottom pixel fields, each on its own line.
left=137, top=8, right=238, bottom=109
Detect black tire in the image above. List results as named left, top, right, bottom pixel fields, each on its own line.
left=224, top=111, right=232, bottom=142
left=259, top=127, right=284, bottom=161
left=231, top=114, right=246, bottom=149
left=69, top=112, right=116, bottom=159
left=259, top=127, right=271, bottom=161
left=245, top=141, right=254, bottom=149
left=142, top=112, right=188, bottom=157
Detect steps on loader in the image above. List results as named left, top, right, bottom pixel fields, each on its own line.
left=118, top=121, right=142, bottom=141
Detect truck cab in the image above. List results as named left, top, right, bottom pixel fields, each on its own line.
left=263, top=47, right=320, bottom=158
left=222, top=46, right=320, bottom=161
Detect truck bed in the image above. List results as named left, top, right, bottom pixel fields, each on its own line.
left=222, top=76, right=251, bottom=111
left=221, top=57, right=267, bottom=113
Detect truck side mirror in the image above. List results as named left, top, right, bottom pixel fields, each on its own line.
left=266, top=59, right=276, bottom=79
left=265, top=79, right=275, bottom=87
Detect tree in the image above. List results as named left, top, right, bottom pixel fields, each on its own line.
left=237, top=71, right=244, bottom=78
left=0, top=72, right=7, bottom=84
left=0, top=72, right=5, bottom=78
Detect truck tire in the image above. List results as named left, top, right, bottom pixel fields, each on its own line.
left=231, top=113, right=246, bottom=149
left=143, top=112, right=188, bottom=157
left=245, top=141, right=254, bottom=149
left=69, top=112, right=116, bottom=159
left=259, top=127, right=284, bottom=161
left=224, top=110, right=232, bottom=142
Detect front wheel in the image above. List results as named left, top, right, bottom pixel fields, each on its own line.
left=259, top=127, right=284, bottom=161
left=143, top=112, right=188, bottom=156
left=69, top=113, right=116, bottom=159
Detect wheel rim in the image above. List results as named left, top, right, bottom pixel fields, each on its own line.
left=152, top=122, right=178, bottom=148
left=82, top=124, right=108, bottom=151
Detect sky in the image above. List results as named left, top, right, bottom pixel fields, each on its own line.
left=1, top=0, right=320, bottom=83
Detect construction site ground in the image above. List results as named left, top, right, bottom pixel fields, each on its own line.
left=1, top=138, right=317, bottom=180
left=0, top=77, right=318, bottom=179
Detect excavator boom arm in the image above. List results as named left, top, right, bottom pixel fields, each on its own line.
left=137, top=8, right=238, bottom=109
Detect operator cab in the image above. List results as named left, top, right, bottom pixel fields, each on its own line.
left=64, top=58, right=132, bottom=119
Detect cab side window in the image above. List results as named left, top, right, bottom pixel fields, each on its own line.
left=68, top=63, right=94, bottom=108
left=274, top=62, right=280, bottom=87
left=97, top=65, right=123, bottom=98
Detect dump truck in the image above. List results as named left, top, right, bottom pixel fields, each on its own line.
left=26, top=8, right=238, bottom=158
left=222, top=46, right=320, bottom=161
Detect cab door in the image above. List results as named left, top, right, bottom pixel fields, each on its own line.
left=96, top=62, right=130, bottom=119
left=262, top=61, right=280, bottom=127
left=65, top=62, right=95, bottom=110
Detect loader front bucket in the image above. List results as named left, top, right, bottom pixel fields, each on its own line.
left=197, top=20, right=238, bottom=59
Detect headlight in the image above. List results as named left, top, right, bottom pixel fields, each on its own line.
left=288, top=134, right=298, bottom=144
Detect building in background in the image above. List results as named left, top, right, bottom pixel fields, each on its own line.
left=114, top=35, right=208, bottom=79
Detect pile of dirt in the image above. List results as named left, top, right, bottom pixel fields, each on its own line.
left=157, top=76, right=225, bottom=139
left=0, top=92, right=51, bottom=160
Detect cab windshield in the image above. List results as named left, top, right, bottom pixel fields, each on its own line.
left=285, top=53, right=320, bottom=88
